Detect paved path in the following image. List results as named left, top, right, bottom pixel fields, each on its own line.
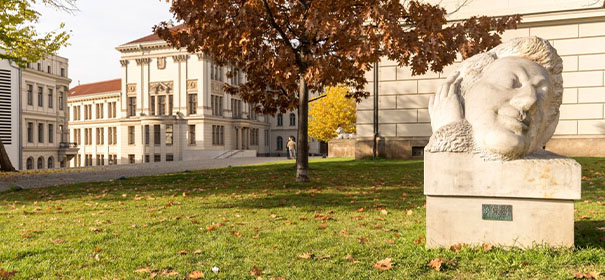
left=0, top=157, right=287, bottom=191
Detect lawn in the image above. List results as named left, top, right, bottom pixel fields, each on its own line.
left=0, top=158, right=603, bottom=279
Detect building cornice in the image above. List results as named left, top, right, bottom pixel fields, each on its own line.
left=22, top=68, right=72, bottom=84
left=67, top=92, right=120, bottom=103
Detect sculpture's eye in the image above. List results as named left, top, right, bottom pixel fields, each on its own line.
left=511, top=79, right=522, bottom=89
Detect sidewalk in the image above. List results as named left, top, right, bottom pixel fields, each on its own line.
left=0, top=157, right=288, bottom=191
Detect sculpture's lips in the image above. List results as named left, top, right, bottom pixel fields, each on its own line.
left=497, top=114, right=528, bottom=134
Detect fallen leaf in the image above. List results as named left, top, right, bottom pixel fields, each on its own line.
left=250, top=266, right=263, bottom=277
left=357, top=207, right=366, bottom=212
left=339, top=229, right=349, bottom=235
left=380, top=209, right=388, bottom=215
left=359, top=237, right=369, bottom=244
left=179, top=250, right=187, bottom=255
left=318, top=224, right=328, bottom=229
left=375, top=217, right=385, bottom=221
left=385, top=239, right=395, bottom=244
left=481, top=243, right=493, bottom=252
left=187, top=270, right=204, bottom=279
left=298, top=253, right=315, bottom=259
left=450, top=243, right=466, bottom=252
left=193, top=250, right=202, bottom=255
left=0, top=268, right=16, bottom=279
left=89, top=227, right=101, bottom=233
left=231, top=231, right=242, bottom=237
left=414, top=236, right=425, bottom=245
left=574, top=271, right=600, bottom=279
left=345, top=254, right=361, bottom=264
left=427, top=257, right=456, bottom=271
left=406, top=210, right=413, bottom=216
left=51, top=239, right=65, bottom=244
left=205, top=223, right=224, bottom=231
left=134, top=267, right=150, bottom=274
left=374, top=258, right=393, bottom=271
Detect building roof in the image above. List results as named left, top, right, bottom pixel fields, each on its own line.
left=122, top=24, right=185, bottom=45
left=68, top=79, right=121, bottom=97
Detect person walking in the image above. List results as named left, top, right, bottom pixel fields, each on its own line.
left=287, top=136, right=297, bottom=159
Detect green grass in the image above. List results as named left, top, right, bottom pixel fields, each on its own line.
left=0, top=158, right=603, bottom=279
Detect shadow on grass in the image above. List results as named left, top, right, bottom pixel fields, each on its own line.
left=575, top=220, right=605, bottom=249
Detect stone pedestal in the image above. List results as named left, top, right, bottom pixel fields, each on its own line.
left=424, top=151, right=581, bottom=248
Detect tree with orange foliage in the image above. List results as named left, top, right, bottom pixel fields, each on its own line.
left=155, top=0, right=520, bottom=182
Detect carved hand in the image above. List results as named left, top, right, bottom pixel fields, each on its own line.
left=428, top=72, right=464, bottom=133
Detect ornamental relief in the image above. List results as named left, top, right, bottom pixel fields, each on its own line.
left=150, top=81, right=174, bottom=95
left=126, top=83, right=137, bottom=95
left=211, top=80, right=224, bottom=95
left=157, top=57, right=166, bottom=70
left=187, top=79, right=197, bottom=92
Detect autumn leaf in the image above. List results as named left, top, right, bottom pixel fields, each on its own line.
left=427, top=257, right=456, bottom=271
left=380, top=209, right=388, bottom=215
left=414, top=236, right=425, bottom=245
left=359, top=237, right=369, bottom=244
left=298, top=253, right=315, bottom=259
left=187, top=270, right=204, bottom=279
left=318, top=224, right=328, bottom=229
left=374, top=258, right=393, bottom=271
left=0, top=268, right=17, bottom=279
left=573, top=271, right=600, bottom=279
left=51, top=239, right=65, bottom=244
left=481, top=243, right=493, bottom=252
left=406, top=210, right=414, bottom=216
left=385, top=239, right=395, bottom=244
left=450, top=243, right=466, bottom=252
left=134, top=267, right=150, bottom=274
left=231, top=231, right=242, bottom=237
left=345, top=254, right=361, bottom=264
left=250, top=266, right=263, bottom=277
left=193, top=250, right=202, bottom=255
left=205, top=223, right=224, bottom=231
left=179, top=250, right=187, bottom=255
left=339, top=229, right=349, bottom=235
left=357, top=208, right=366, bottom=212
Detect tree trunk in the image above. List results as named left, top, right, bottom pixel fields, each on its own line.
left=0, top=138, right=16, bottom=172
left=296, top=73, right=310, bottom=182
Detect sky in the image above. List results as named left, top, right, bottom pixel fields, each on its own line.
left=35, top=0, right=175, bottom=87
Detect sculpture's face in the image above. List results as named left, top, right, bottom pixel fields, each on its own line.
left=464, top=57, right=551, bottom=158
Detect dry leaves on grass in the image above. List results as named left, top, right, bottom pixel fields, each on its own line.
left=193, top=250, right=202, bottom=255
left=298, top=253, right=315, bottom=259
left=318, top=224, right=328, bottom=229
left=345, top=254, right=361, bottom=264
left=427, top=257, right=456, bottom=271
left=0, top=268, right=16, bottom=279
left=179, top=250, right=187, bottom=255
left=573, top=271, right=600, bottom=279
left=373, top=258, right=393, bottom=271
left=250, top=266, right=264, bottom=277
left=406, top=210, right=414, bottom=216
left=481, top=243, right=493, bottom=252
left=150, top=270, right=179, bottom=278
left=187, top=270, right=204, bottom=279
left=359, top=237, right=369, bottom=244
left=339, top=229, right=349, bottom=235
left=414, top=236, right=425, bottom=245
left=205, top=223, right=224, bottom=232
left=450, top=243, right=466, bottom=252
left=51, top=239, right=65, bottom=244
left=231, top=231, right=242, bottom=238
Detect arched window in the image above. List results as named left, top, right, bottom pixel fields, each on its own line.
left=277, top=114, right=283, bottom=126
left=277, top=136, right=283, bottom=150
left=47, top=157, right=54, bottom=169
left=289, top=113, right=296, bottom=126
left=37, top=156, right=44, bottom=169
left=26, top=157, right=33, bottom=170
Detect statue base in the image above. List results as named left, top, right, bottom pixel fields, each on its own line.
left=424, top=151, right=581, bottom=248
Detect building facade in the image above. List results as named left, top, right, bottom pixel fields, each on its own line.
left=356, top=0, right=605, bottom=159
left=0, top=55, right=75, bottom=170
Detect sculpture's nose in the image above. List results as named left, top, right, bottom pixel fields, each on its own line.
left=510, top=85, right=538, bottom=112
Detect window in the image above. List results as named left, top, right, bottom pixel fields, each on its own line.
left=47, top=65, right=51, bottom=74
left=96, top=154, right=104, bottom=166
left=211, top=95, right=223, bottom=116
left=158, top=96, right=166, bottom=115
left=74, top=129, right=81, bottom=145
left=277, top=114, right=283, bottom=126
left=277, top=136, right=283, bottom=150
left=127, top=97, right=136, bottom=117
left=96, top=127, right=104, bottom=145
left=166, top=154, right=174, bottom=162
left=128, top=154, right=135, bottom=164
left=290, top=113, right=296, bottom=126
left=27, top=122, right=33, bottom=143
left=111, top=102, right=117, bottom=118
left=188, top=125, right=195, bottom=145
left=166, top=124, right=173, bottom=145
left=145, top=154, right=150, bottom=163
left=150, top=96, right=156, bottom=116
left=108, top=127, right=116, bottom=145
left=38, top=87, right=43, bottom=107
left=188, top=94, right=197, bottom=115
left=60, top=68, right=65, bottom=77
left=154, top=154, right=161, bottom=162
left=96, top=103, right=104, bottom=119
left=250, top=128, right=259, bottom=145
left=37, top=63, right=41, bottom=71
left=37, top=156, right=44, bottom=169
left=249, top=104, right=257, bottom=120
left=231, top=99, right=242, bottom=119
left=265, top=130, right=269, bottom=146
left=58, top=91, right=64, bottom=110
left=211, top=63, right=222, bottom=81
left=169, top=96, right=173, bottom=115
left=27, top=85, right=33, bottom=105
left=128, top=126, right=135, bottom=145
left=106, top=127, right=110, bottom=145
left=59, top=125, right=64, bottom=142
left=26, top=157, right=33, bottom=170
left=38, top=123, right=44, bottom=143
left=109, top=155, right=117, bottom=165
left=231, top=68, right=240, bottom=85
left=144, top=125, right=149, bottom=145
left=47, top=89, right=54, bottom=108
left=212, top=125, right=224, bottom=145
left=72, top=106, right=78, bottom=121
left=84, top=104, right=92, bottom=120
left=154, top=125, right=160, bottom=145
left=85, top=154, right=92, bottom=166
left=84, top=128, right=90, bottom=145
left=48, top=124, right=54, bottom=144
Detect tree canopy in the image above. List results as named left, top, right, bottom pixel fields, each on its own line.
left=0, top=0, right=72, bottom=66
left=309, top=86, right=356, bottom=142
left=155, top=0, right=520, bottom=181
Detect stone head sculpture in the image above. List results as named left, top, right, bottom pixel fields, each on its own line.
left=426, top=37, right=563, bottom=160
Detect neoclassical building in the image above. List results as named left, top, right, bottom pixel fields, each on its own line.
left=356, top=0, right=605, bottom=159
left=0, top=55, right=76, bottom=170
left=68, top=31, right=324, bottom=167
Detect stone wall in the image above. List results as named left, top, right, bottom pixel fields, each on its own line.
left=356, top=7, right=605, bottom=158
left=328, top=139, right=355, bottom=158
